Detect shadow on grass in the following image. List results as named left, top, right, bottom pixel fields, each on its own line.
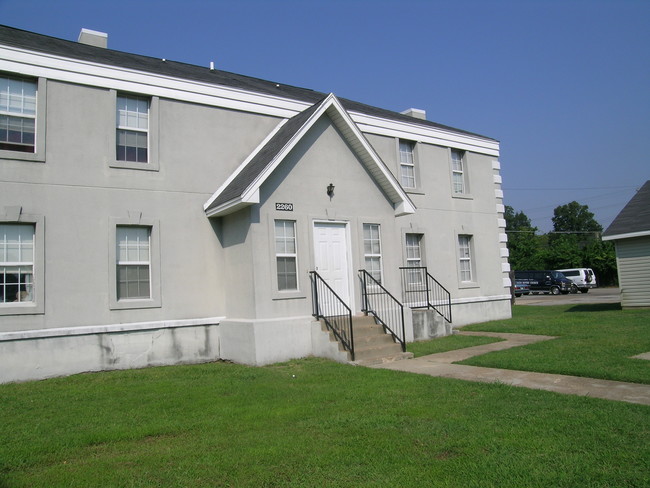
left=565, top=302, right=622, bottom=313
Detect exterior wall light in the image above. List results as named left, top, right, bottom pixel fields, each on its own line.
left=327, top=183, right=335, bottom=197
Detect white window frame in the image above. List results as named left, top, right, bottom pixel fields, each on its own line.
left=399, top=139, right=416, bottom=189
left=363, top=223, right=383, bottom=284
left=405, top=233, right=425, bottom=285
left=451, top=149, right=469, bottom=196
left=458, top=234, right=474, bottom=283
left=109, top=216, right=161, bottom=310
left=0, top=209, right=44, bottom=315
left=116, top=226, right=152, bottom=301
left=274, top=219, right=299, bottom=292
left=109, top=91, right=159, bottom=171
left=0, top=74, right=46, bottom=163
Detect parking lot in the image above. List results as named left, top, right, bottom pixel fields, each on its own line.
left=515, top=287, right=621, bottom=306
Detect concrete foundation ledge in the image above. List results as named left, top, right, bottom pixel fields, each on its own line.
left=0, top=317, right=225, bottom=342
left=449, top=296, right=512, bottom=327
left=0, top=323, right=221, bottom=384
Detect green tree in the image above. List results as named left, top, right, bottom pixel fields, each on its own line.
left=552, top=201, right=603, bottom=234
left=504, top=206, right=544, bottom=270
left=545, top=234, right=583, bottom=269
left=547, top=201, right=616, bottom=285
left=583, top=240, right=618, bottom=286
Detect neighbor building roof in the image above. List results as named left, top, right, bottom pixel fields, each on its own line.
left=602, top=180, right=650, bottom=240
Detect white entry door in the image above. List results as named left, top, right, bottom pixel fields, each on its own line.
left=313, top=222, right=351, bottom=306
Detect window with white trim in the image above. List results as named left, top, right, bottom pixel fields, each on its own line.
left=0, top=75, right=37, bottom=153
left=451, top=149, right=466, bottom=194
left=405, top=233, right=424, bottom=285
left=116, top=94, right=149, bottom=163
left=116, top=226, right=151, bottom=300
left=0, top=223, right=34, bottom=303
left=399, top=140, right=416, bottom=189
left=363, top=223, right=382, bottom=283
left=275, top=220, right=298, bottom=291
left=458, top=234, right=473, bottom=282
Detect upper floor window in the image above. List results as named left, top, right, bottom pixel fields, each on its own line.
left=363, top=223, right=383, bottom=284
left=451, top=149, right=467, bottom=194
left=116, top=94, right=149, bottom=163
left=399, top=140, right=416, bottom=189
left=116, top=226, right=151, bottom=300
left=0, top=223, right=34, bottom=304
left=275, top=220, right=298, bottom=291
left=0, top=75, right=37, bottom=153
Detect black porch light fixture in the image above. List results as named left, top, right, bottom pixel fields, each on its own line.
left=327, top=183, right=335, bottom=197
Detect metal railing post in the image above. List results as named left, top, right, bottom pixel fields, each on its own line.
left=310, top=271, right=355, bottom=360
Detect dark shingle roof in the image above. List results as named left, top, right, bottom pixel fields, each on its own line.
left=207, top=97, right=325, bottom=211
left=0, top=24, right=495, bottom=141
left=603, top=181, right=650, bottom=238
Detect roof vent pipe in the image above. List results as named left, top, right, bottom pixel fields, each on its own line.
left=78, top=28, right=108, bottom=48
left=209, top=61, right=215, bottom=70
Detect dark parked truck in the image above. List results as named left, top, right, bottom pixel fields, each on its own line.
left=514, top=270, right=574, bottom=295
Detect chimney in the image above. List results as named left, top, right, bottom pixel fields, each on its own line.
left=400, top=108, right=426, bottom=120
left=78, top=28, right=108, bottom=48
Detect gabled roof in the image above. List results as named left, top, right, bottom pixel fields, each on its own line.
left=602, top=181, right=650, bottom=241
left=0, top=24, right=495, bottom=142
left=204, top=93, right=416, bottom=217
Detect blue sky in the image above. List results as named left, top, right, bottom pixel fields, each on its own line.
left=2, top=0, right=648, bottom=232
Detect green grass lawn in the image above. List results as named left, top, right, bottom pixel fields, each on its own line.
left=460, top=303, right=650, bottom=384
left=408, top=333, right=504, bottom=358
left=1, top=304, right=649, bottom=487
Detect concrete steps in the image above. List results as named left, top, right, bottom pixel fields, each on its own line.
left=318, top=314, right=413, bottom=365
left=349, top=315, right=413, bottom=365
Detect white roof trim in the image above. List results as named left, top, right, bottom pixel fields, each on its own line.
left=602, top=230, right=650, bottom=241
left=1, top=45, right=498, bottom=155
left=203, top=119, right=288, bottom=212
left=0, top=45, right=308, bottom=119
left=351, top=112, right=500, bottom=156
left=205, top=93, right=415, bottom=217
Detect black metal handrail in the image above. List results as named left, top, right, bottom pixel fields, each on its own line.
left=400, top=266, right=452, bottom=323
left=310, top=271, right=354, bottom=360
left=358, top=270, right=406, bottom=352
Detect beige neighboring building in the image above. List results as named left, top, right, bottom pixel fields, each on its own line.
left=0, top=25, right=511, bottom=383
left=602, top=181, right=650, bottom=308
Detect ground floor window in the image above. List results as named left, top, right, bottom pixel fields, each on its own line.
left=363, top=223, right=383, bottom=283
left=275, top=220, right=298, bottom=291
left=116, top=225, right=151, bottom=300
left=0, top=223, right=34, bottom=303
left=405, top=233, right=424, bottom=285
left=458, top=234, right=473, bottom=282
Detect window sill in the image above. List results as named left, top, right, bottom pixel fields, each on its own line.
left=110, top=298, right=161, bottom=310
left=0, top=149, right=45, bottom=163
left=459, top=281, right=480, bottom=289
left=109, top=160, right=159, bottom=172
left=405, top=189, right=425, bottom=195
left=272, top=291, right=307, bottom=301
left=0, top=302, right=44, bottom=315
left=452, top=193, right=473, bottom=200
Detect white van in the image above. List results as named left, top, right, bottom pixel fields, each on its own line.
left=556, top=268, right=597, bottom=293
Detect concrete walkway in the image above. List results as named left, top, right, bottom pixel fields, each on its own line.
left=369, top=331, right=650, bottom=406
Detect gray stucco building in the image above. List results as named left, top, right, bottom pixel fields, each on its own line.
left=0, top=25, right=512, bottom=382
